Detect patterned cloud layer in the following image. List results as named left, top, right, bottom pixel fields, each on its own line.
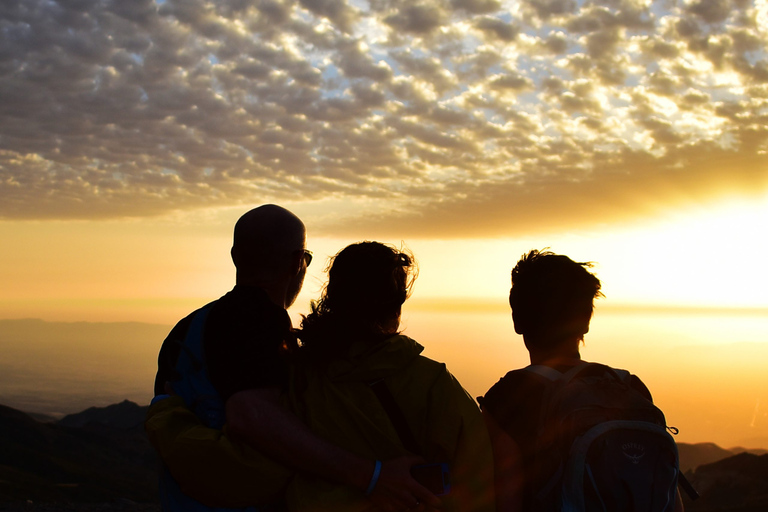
left=1, top=0, right=766, bottom=235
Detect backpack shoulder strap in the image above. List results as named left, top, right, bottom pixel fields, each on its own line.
left=368, top=378, right=422, bottom=456
left=525, top=361, right=602, bottom=385
left=524, top=364, right=564, bottom=382
left=612, top=368, right=631, bottom=383
left=559, top=361, right=628, bottom=386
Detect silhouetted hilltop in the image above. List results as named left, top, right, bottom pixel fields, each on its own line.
left=58, top=400, right=148, bottom=430
left=678, top=442, right=738, bottom=472
left=0, top=402, right=158, bottom=507
left=684, top=452, right=768, bottom=512
left=730, top=446, right=768, bottom=456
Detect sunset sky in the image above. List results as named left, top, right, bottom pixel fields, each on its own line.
left=1, top=0, right=767, bottom=319
left=1, top=0, right=768, bottom=447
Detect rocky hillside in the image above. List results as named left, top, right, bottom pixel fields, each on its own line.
left=684, top=452, right=768, bottom=512
left=0, top=401, right=158, bottom=508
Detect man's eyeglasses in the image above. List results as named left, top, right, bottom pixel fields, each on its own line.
left=302, top=249, right=313, bottom=267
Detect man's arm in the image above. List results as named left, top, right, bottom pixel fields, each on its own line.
left=145, top=395, right=292, bottom=507
left=482, top=409, right=523, bottom=512
left=226, top=388, right=441, bottom=512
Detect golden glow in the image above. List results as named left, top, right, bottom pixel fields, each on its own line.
left=1, top=195, right=766, bottom=324
left=1, top=197, right=767, bottom=448
left=592, top=195, right=768, bottom=308
left=381, top=194, right=768, bottom=311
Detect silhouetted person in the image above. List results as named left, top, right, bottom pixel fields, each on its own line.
left=479, top=249, right=684, bottom=512
left=288, top=242, right=494, bottom=511
left=151, top=206, right=437, bottom=512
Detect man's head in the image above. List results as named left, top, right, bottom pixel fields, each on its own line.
left=231, top=204, right=310, bottom=307
left=509, top=249, right=603, bottom=352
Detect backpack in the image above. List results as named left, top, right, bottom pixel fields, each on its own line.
left=525, top=362, right=680, bottom=512
left=158, top=304, right=265, bottom=512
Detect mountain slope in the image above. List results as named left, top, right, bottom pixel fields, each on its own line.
left=58, top=400, right=148, bottom=429
left=677, top=442, right=737, bottom=473
left=684, top=452, right=768, bottom=512
left=0, top=402, right=158, bottom=504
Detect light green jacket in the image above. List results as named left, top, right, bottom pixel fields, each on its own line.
left=145, top=335, right=495, bottom=512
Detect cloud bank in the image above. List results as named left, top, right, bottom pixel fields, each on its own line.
left=1, top=0, right=766, bottom=236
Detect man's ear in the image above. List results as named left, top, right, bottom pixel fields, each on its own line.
left=289, top=250, right=304, bottom=276
left=512, top=310, right=525, bottom=335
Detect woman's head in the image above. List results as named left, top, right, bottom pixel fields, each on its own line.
left=325, top=241, right=415, bottom=328
left=299, top=241, right=417, bottom=353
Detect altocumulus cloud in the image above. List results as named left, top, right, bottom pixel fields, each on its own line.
left=1, top=0, right=767, bottom=236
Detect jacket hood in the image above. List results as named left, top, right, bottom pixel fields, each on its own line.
left=322, top=334, right=424, bottom=383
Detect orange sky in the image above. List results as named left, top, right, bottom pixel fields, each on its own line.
left=1, top=193, right=766, bottom=324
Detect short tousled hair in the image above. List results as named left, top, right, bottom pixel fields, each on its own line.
left=509, top=249, right=603, bottom=349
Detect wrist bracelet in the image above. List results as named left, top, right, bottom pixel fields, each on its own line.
left=365, top=460, right=383, bottom=496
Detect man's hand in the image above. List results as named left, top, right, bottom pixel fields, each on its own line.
left=367, top=456, right=441, bottom=512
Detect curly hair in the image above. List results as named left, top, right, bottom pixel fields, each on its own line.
left=299, top=241, right=417, bottom=359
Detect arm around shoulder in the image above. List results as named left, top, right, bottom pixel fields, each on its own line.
left=145, top=395, right=292, bottom=508
left=482, top=409, right=523, bottom=512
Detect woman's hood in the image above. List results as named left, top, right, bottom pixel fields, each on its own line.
left=323, top=334, right=424, bottom=383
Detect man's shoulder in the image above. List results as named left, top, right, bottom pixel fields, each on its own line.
left=164, top=307, right=205, bottom=343
left=479, top=367, right=542, bottom=414
left=208, top=286, right=285, bottom=324
left=485, top=367, right=536, bottom=395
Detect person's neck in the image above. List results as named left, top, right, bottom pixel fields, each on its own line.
left=526, top=337, right=582, bottom=366
left=236, top=276, right=289, bottom=309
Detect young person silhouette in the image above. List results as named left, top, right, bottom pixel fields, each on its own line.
left=479, top=249, right=684, bottom=512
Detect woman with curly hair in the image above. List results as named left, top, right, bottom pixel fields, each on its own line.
left=285, top=241, right=494, bottom=512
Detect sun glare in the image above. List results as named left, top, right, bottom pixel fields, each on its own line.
left=594, top=195, right=768, bottom=309
left=375, top=194, right=768, bottom=312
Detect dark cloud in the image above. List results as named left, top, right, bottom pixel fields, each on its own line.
left=490, top=72, right=534, bottom=92
left=541, top=32, right=568, bottom=54
left=686, top=0, right=732, bottom=24
left=524, top=0, right=577, bottom=21
left=0, top=0, right=766, bottom=238
left=384, top=3, right=445, bottom=34
left=451, top=0, right=501, bottom=15
left=473, top=16, right=520, bottom=42
left=299, top=0, right=360, bottom=33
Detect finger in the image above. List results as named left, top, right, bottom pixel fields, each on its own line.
left=408, top=483, right=441, bottom=509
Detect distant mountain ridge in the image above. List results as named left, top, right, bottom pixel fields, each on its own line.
left=0, top=318, right=168, bottom=417
left=677, top=442, right=768, bottom=472
left=58, top=399, right=148, bottom=429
